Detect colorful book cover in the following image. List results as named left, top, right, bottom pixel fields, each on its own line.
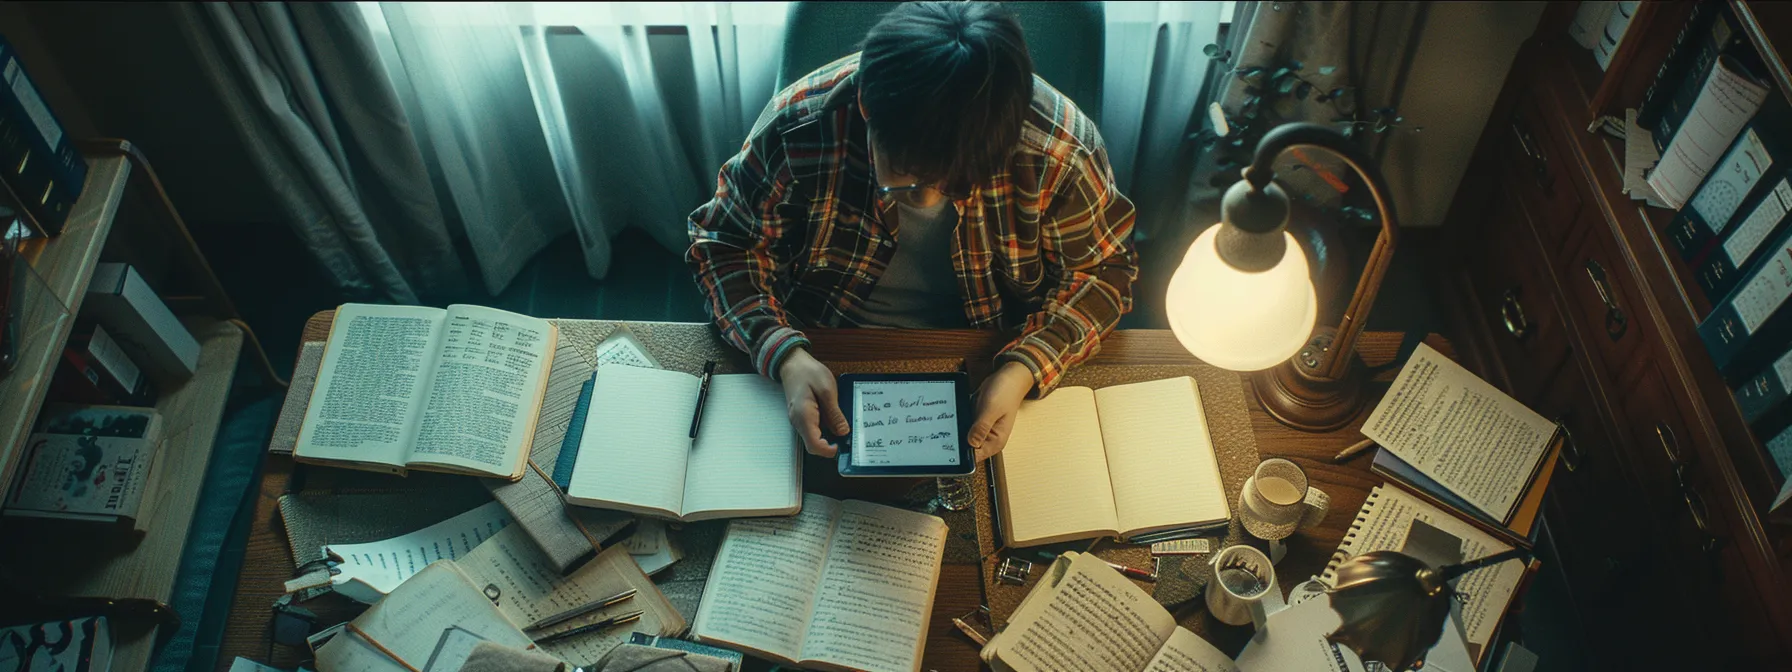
left=3, top=432, right=156, bottom=522
left=0, top=616, right=112, bottom=672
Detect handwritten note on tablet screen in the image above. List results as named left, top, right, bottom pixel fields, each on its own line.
left=851, top=380, right=960, bottom=467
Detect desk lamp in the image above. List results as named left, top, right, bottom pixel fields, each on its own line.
left=1327, top=547, right=1528, bottom=671
left=1166, top=122, right=1398, bottom=431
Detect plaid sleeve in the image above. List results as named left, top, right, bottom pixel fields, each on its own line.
left=686, top=122, right=811, bottom=380
left=996, top=136, right=1139, bottom=397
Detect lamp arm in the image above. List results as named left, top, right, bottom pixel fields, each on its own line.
left=1246, top=123, right=1401, bottom=381
left=1437, top=547, right=1530, bottom=582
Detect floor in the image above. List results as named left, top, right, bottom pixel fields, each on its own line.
left=197, top=213, right=1593, bottom=671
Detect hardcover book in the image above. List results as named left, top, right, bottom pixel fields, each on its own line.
left=4, top=405, right=163, bottom=528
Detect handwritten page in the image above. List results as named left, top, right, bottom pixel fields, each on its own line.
left=411, top=304, right=553, bottom=475
left=313, top=561, right=536, bottom=672
left=621, top=518, right=667, bottom=555
left=1325, top=486, right=1522, bottom=657
left=997, top=552, right=1177, bottom=672
left=570, top=365, right=698, bottom=516
left=693, top=494, right=841, bottom=662
left=594, top=327, right=661, bottom=369
left=457, top=525, right=683, bottom=664
left=1362, top=344, right=1555, bottom=521
left=1142, top=629, right=1240, bottom=672
left=999, top=386, right=1122, bottom=545
left=1647, top=55, right=1771, bottom=209
left=849, top=379, right=961, bottom=468
left=1691, top=128, right=1772, bottom=231
left=798, top=500, right=947, bottom=672
left=681, top=374, right=802, bottom=518
left=326, top=501, right=512, bottom=603
left=1723, top=179, right=1792, bottom=267
left=1097, top=377, right=1228, bottom=536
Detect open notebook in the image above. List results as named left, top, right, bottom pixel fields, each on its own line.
left=995, top=377, right=1228, bottom=546
left=561, top=365, right=800, bottom=522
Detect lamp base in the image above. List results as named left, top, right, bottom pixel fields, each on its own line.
left=1252, top=329, right=1366, bottom=432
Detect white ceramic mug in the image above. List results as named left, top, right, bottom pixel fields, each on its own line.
left=1206, top=544, right=1283, bottom=628
left=1239, top=457, right=1330, bottom=541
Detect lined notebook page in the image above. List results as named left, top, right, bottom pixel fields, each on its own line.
left=998, top=387, right=1121, bottom=545
left=1096, top=377, right=1228, bottom=536
left=570, top=366, right=697, bottom=513
left=683, top=374, right=802, bottom=518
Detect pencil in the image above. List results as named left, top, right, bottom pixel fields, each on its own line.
left=531, top=610, right=645, bottom=645
left=525, top=588, right=638, bottom=631
left=1332, top=437, right=1377, bottom=463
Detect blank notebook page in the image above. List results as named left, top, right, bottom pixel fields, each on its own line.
left=999, top=387, right=1120, bottom=542
left=1096, top=377, right=1227, bottom=534
left=571, top=365, right=698, bottom=511
left=682, top=374, right=801, bottom=516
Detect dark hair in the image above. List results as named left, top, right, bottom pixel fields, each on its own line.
left=860, top=1, right=1033, bottom=195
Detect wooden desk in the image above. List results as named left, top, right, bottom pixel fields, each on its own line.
left=215, top=315, right=1449, bottom=671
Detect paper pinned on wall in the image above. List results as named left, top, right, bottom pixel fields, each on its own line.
left=324, top=501, right=513, bottom=604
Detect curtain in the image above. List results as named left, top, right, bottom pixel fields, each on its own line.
left=362, top=2, right=787, bottom=295
left=172, top=2, right=464, bottom=304
left=1100, top=1, right=1228, bottom=244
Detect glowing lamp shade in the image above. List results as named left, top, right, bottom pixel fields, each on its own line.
left=1166, top=226, right=1317, bottom=372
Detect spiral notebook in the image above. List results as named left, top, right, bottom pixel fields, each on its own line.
left=1325, top=485, right=1540, bottom=666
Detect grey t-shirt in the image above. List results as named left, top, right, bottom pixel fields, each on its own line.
left=850, top=197, right=969, bottom=328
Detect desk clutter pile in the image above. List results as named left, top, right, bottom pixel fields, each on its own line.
left=23, top=304, right=1541, bottom=672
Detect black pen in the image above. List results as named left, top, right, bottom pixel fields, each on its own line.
left=690, top=361, right=716, bottom=440
left=531, top=610, right=645, bottom=645
left=525, top=588, right=637, bottom=631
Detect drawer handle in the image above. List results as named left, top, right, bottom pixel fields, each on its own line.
left=1500, top=287, right=1531, bottom=340
left=1655, top=422, right=1724, bottom=555
left=1584, top=260, right=1628, bottom=341
left=1511, top=120, right=1549, bottom=186
left=1554, top=417, right=1582, bottom=473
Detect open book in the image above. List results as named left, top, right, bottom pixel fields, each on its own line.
left=313, top=559, right=539, bottom=671
left=996, top=377, right=1228, bottom=546
left=1361, top=343, right=1558, bottom=542
left=294, top=303, right=558, bottom=480
left=982, top=551, right=1238, bottom=672
left=692, top=493, right=947, bottom=672
left=562, top=365, right=800, bottom=521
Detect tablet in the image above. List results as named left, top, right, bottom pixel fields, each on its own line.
left=835, top=372, right=976, bottom=477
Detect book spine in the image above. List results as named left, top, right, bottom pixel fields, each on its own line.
left=0, top=35, right=86, bottom=237
left=1593, top=1, right=1639, bottom=70
left=1735, top=347, right=1792, bottom=424
left=1701, top=178, right=1792, bottom=298
left=1668, top=210, right=1717, bottom=262
left=551, top=375, right=597, bottom=491
left=1700, top=227, right=1792, bottom=380
left=1639, top=2, right=1715, bottom=129
left=1656, top=8, right=1742, bottom=153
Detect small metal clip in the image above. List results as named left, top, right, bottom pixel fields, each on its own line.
left=997, top=557, right=1033, bottom=585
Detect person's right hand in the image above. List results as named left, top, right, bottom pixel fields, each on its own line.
left=779, top=347, right=849, bottom=458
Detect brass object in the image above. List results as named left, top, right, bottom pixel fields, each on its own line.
left=1326, top=548, right=1528, bottom=671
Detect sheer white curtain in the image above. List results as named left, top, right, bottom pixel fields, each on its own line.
left=1101, top=1, right=1227, bottom=242
left=359, top=2, right=786, bottom=294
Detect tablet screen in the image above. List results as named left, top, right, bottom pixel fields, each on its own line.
left=850, top=379, right=962, bottom=468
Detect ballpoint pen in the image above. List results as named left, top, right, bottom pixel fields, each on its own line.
left=690, top=360, right=717, bottom=440
left=524, top=588, right=638, bottom=632
left=532, top=610, right=646, bottom=645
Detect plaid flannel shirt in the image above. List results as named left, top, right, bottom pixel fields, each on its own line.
left=687, top=54, right=1137, bottom=396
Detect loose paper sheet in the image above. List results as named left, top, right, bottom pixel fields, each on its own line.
left=1622, top=109, right=1668, bottom=208
left=1361, top=344, right=1555, bottom=521
left=849, top=380, right=961, bottom=468
left=594, top=328, right=661, bottom=369
left=325, top=501, right=512, bottom=603
left=1234, top=594, right=1366, bottom=672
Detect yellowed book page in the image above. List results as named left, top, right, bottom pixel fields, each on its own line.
left=568, top=365, right=697, bottom=515
left=1328, top=486, right=1522, bottom=656
left=313, top=561, right=535, bottom=672
left=296, top=303, right=445, bottom=468
left=993, top=552, right=1177, bottom=672
left=1361, top=343, right=1555, bottom=522
left=797, top=500, right=947, bottom=672
left=1142, top=628, right=1240, bottom=672
left=692, top=493, right=841, bottom=663
left=996, top=387, right=1120, bottom=545
left=1095, top=377, right=1228, bottom=536
left=458, top=525, right=683, bottom=664
left=682, top=374, right=802, bottom=519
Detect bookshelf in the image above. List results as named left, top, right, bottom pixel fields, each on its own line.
left=0, top=146, right=251, bottom=671
left=1438, top=0, right=1792, bottom=664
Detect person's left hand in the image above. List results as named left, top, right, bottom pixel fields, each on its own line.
left=969, top=361, right=1036, bottom=461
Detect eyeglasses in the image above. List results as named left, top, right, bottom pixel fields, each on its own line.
left=878, top=183, right=927, bottom=197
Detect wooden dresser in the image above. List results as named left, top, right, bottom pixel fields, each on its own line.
left=1435, top=1, right=1792, bottom=667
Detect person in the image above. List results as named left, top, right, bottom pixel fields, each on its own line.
left=687, top=1, right=1136, bottom=462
